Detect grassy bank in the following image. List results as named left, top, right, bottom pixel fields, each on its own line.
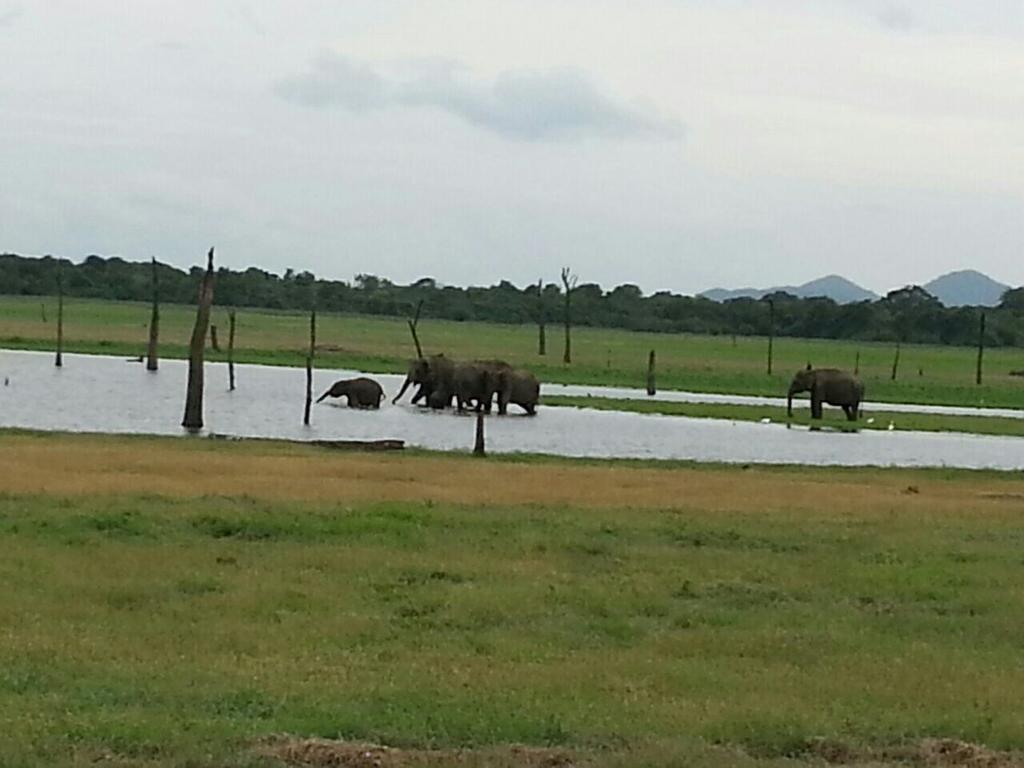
left=2, top=432, right=1024, bottom=766
left=2, top=294, right=1023, bottom=408
left=545, top=395, right=1024, bottom=437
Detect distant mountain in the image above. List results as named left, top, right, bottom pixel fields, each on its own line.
left=923, top=270, right=1010, bottom=307
left=700, top=274, right=878, bottom=304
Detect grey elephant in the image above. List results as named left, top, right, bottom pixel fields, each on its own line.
left=787, top=365, right=864, bottom=421
left=316, top=377, right=385, bottom=408
left=393, top=354, right=454, bottom=407
left=494, top=367, right=540, bottom=415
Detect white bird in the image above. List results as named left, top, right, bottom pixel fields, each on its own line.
left=887, top=421, right=895, bottom=431
left=759, top=417, right=771, bottom=424
left=866, top=417, right=875, bottom=424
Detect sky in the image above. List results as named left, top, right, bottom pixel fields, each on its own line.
left=1, top=1, right=1022, bottom=295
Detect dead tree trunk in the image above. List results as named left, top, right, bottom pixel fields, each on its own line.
left=407, top=300, right=424, bottom=359
left=766, top=299, right=775, bottom=376
left=146, top=258, right=159, bottom=371
left=41, top=303, right=47, bottom=323
left=55, top=262, right=64, bottom=368
left=181, top=248, right=216, bottom=431
left=976, top=312, right=986, bottom=385
left=891, top=342, right=901, bottom=382
left=854, top=350, right=860, bottom=376
left=536, top=279, right=546, bottom=356
left=303, top=308, right=316, bottom=426
left=561, top=267, right=577, bottom=364
left=209, top=325, right=220, bottom=351
left=646, top=350, right=656, bottom=396
left=473, top=411, right=486, bottom=456
left=227, top=310, right=236, bottom=391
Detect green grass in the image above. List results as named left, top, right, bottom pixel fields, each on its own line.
left=3, top=294, right=1024, bottom=408
left=3, top=451, right=1024, bottom=765
left=545, top=395, right=1024, bottom=437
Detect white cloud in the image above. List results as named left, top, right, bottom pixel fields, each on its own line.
left=276, top=54, right=681, bottom=141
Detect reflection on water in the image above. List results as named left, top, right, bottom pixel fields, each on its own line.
left=1, top=350, right=1022, bottom=470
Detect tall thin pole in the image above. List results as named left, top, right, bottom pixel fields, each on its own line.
left=303, top=308, right=316, bottom=426
left=182, top=248, right=216, bottom=431
left=55, top=261, right=64, bottom=368
left=976, top=312, right=986, bottom=386
left=766, top=299, right=774, bottom=376
left=146, top=257, right=159, bottom=371
left=227, top=310, right=236, bottom=391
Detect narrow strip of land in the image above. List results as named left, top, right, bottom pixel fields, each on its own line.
left=544, top=395, right=1024, bottom=437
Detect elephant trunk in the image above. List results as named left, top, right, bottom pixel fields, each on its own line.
left=315, top=390, right=331, bottom=404
left=392, top=376, right=413, bottom=404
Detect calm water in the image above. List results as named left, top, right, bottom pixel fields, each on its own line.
left=1, top=349, right=1022, bottom=470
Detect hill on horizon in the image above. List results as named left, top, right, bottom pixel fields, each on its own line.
left=923, top=269, right=1010, bottom=307
left=700, top=275, right=878, bottom=304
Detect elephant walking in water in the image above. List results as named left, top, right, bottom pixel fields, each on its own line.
left=787, top=365, right=863, bottom=421
left=393, top=355, right=540, bottom=415
left=316, top=377, right=385, bottom=408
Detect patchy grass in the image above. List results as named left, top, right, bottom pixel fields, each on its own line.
left=545, top=395, right=1024, bottom=437
left=2, top=432, right=1024, bottom=766
left=3, top=294, right=1024, bottom=407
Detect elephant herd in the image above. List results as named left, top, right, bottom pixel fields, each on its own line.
left=316, top=354, right=541, bottom=416
left=316, top=357, right=864, bottom=424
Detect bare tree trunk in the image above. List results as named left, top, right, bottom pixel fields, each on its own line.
left=146, top=257, right=159, bottom=371
left=561, top=267, right=577, bottom=364
left=646, top=350, right=656, bottom=396
left=55, top=262, right=64, bottom=368
left=766, top=299, right=774, bottom=376
left=209, top=325, right=220, bottom=351
left=303, top=309, right=316, bottom=426
left=227, top=310, right=236, bottom=391
left=890, top=342, right=901, bottom=382
left=41, top=303, right=47, bottom=323
left=976, top=312, right=986, bottom=385
left=473, top=411, right=486, bottom=456
left=407, top=300, right=424, bottom=358
left=854, top=350, right=860, bottom=376
left=536, top=279, right=546, bottom=356
left=182, top=248, right=216, bottom=431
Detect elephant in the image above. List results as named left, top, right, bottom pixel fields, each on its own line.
left=393, top=355, right=514, bottom=414
left=393, top=354, right=454, bottom=407
left=493, top=367, right=541, bottom=415
left=316, top=377, right=385, bottom=408
left=787, top=365, right=864, bottom=421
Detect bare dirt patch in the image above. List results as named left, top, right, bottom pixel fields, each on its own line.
left=255, top=736, right=579, bottom=768
left=805, top=738, right=1024, bottom=767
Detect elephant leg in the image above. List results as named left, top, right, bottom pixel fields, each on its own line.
left=811, top=393, right=822, bottom=419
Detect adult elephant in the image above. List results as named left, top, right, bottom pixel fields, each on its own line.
left=392, top=354, right=453, bottom=407
left=494, top=368, right=541, bottom=416
left=787, top=365, right=863, bottom=421
left=316, top=377, right=385, bottom=408
left=451, top=360, right=512, bottom=413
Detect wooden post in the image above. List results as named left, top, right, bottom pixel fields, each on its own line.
left=976, top=312, right=986, bottom=386
left=536, top=279, right=546, bottom=356
left=646, top=350, right=656, bottom=396
left=407, top=300, right=424, bottom=359
left=55, top=261, right=64, bottom=368
left=209, top=325, right=220, bottom=351
left=227, top=310, right=236, bottom=391
left=181, top=248, right=216, bottom=431
left=40, top=303, right=47, bottom=323
left=146, top=257, right=159, bottom=371
left=303, top=308, right=316, bottom=426
left=890, top=341, right=901, bottom=382
left=766, top=298, right=774, bottom=376
left=854, top=350, right=860, bottom=376
left=473, top=411, right=486, bottom=456
left=561, top=267, right=577, bottom=364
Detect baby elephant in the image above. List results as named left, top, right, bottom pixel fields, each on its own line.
left=316, top=377, right=385, bottom=409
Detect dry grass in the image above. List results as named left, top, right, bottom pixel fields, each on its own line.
left=2, top=431, right=1022, bottom=520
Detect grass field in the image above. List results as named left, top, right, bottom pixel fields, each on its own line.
left=546, top=395, right=1024, bottom=437
left=2, top=295, right=1023, bottom=408
left=3, top=431, right=1024, bottom=766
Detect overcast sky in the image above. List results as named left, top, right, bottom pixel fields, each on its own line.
left=1, top=1, right=1022, bottom=294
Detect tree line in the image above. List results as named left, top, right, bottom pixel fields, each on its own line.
left=3, top=253, right=1023, bottom=347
